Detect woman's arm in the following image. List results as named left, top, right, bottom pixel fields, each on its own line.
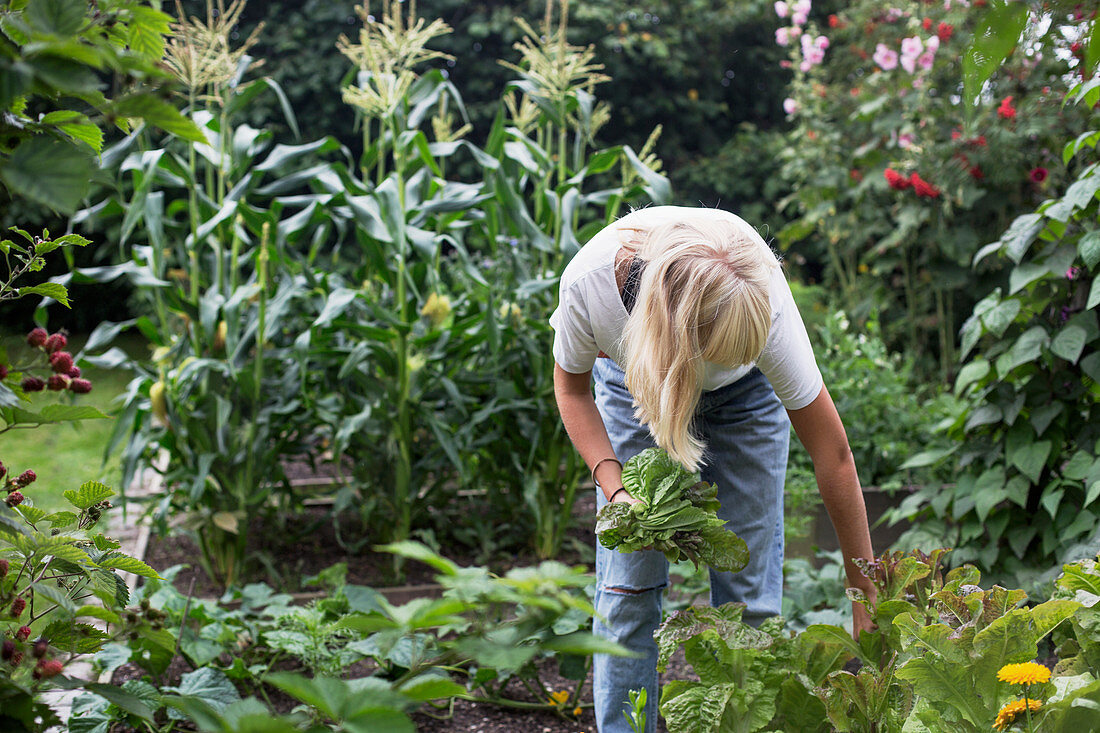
left=553, top=363, right=634, bottom=502
left=787, top=383, right=877, bottom=637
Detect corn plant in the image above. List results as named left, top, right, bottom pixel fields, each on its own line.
left=76, top=0, right=349, bottom=588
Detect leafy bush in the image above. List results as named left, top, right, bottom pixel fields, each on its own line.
left=775, top=0, right=1093, bottom=375
left=891, top=77, right=1100, bottom=586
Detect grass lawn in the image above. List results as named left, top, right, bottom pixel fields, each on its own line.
left=2, top=334, right=143, bottom=513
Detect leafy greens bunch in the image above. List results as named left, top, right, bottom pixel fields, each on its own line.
left=595, top=448, right=749, bottom=573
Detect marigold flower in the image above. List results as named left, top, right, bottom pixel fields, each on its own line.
left=998, top=96, right=1017, bottom=119
left=993, top=698, right=1042, bottom=730
left=1029, top=167, right=1048, bottom=184
left=997, top=662, right=1051, bottom=686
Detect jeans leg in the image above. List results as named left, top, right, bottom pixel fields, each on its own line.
left=696, top=369, right=789, bottom=626
left=592, top=359, right=665, bottom=733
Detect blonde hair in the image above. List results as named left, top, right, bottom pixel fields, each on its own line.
left=620, top=218, right=778, bottom=471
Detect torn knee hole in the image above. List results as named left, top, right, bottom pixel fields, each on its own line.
left=605, top=585, right=657, bottom=595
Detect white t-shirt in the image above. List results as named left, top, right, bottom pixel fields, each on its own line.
left=549, top=206, right=823, bottom=410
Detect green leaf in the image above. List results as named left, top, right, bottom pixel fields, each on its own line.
left=395, top=675, right=465, bottom=702
left=1088, top=278, right=1100, bottom=311
left=17, top=282, right=69, bottom=306
left=63, top=481, right=115, bottom=511
left=26, top=0, right=87, bottom=36
left=165, top=668, right=240, bottom=721
left=42, top=620, right=111, bottom=653
left=1080, top=230, right=1100, bottom=270
left=963, top=0, right=1029, bottom=108
left=1051, top=325, right=1088, bottom=364
left=97, top=553, right=159, bottom=579
left=1010, top=441, right=1051, bottom=484
left=0, top=137, right=95, bottom=214
left=954, top=359, right=990, bottom=396
left=113, top=94, right=206, bottom=143
left=82, top=682, right=156, bottom=724
left=995, top=326, right=1049, bottom=377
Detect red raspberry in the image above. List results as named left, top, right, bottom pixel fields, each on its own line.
left=0, top=558, right=8, bottom=577
left=10, top=651, right=23, bottom=667
left=0, top=460, right=5, bottom=480
left=6, top=491, right=24, bottom=508
left=48, top=352, right=73, bottom=374
left=1, top=639, right=13, bottom=660
left=0, top=364, right=8, bottom=380
left=69, top=378, right=92, bottom=394
left=33, top=658, right=63, bottom=679
left=43, top=333, right=67, bottom=353
left=26, top=328, right=48, bottom=348
left=21, top=376, right=45, bottom=392
left=67, top=366, right=81, bottom=379
left=15, top=626, right=31, bottom=642
left=10, top=597, right=26, bottom=617
left=15, top=470, right=36, bottom=488
left=32, top=638, right=48, bottom=658
left=47, top=374, right=70, bottom=391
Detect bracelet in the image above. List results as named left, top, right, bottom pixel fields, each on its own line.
left=608, top=487, right=629, bottom=503
left=590, top=456, right=623, bottom=486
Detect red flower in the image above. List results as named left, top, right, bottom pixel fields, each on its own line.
left=1029, top=167, right=1049, bottom=183
left=850, top=169, right=864, bottom=182
left=998, top=96, right=1017, bottom=119
left=969, top=166, right=985, bottom=180
left=922, top=17, right=933, bottom=30
left=0, top=364, right=7, bottom=380
left=828, top=14, right=840, bottom=27
left=884, top=168, right=912, bottom=190
left=936, top=22, right=954, bottom=41
left=910, top=172, right=941, bottom=198
left=951, top=129, right=962, bottom=140
left=973, top=135, right=987, bottom=147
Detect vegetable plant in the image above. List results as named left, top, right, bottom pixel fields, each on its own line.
left=595, top=447, right=749, bottom=573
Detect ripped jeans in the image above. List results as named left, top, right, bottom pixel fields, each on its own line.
left=591, top=358, right=789, bottom=733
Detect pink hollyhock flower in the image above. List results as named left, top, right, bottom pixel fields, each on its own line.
left=900, top=36, right=923, bottom=73
left=793, top=0, right=811, bottom=14
left=873, top=43, right=899, bottom=70
left=783, top=97, right=800, bottom=115
left=775, top=1, right=789, bottom=18
left=917, top=36, right=939, bottom=70
left=792, top=10, right=808, bottom=25
left=898, top=133, right=915, bottom=149
left=776, top=26, right=793, bottom=45
left=1029, top=167, right=1049, bottom=184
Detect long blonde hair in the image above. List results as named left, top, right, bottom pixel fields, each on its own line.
left=620, top=218, right=778, bottom=471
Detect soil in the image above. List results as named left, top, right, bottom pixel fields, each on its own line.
left=132, top=487, right=700, bottom=732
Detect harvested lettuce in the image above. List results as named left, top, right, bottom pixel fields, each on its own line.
left=594, top=447, right=750, bottom=573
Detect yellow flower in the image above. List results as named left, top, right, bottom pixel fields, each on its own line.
left=993, top=698, right=1042, bottom=730
left=858, top=263, right=869, bottom=274
left=997, top=662, right=1051, bottom=686
left=687, top=88, right=699, bottom=101
left=420, top=293, right=451, bottom=327
left=549, top=689, right=569, bottom=706
left=573, top=706, right=583, bottom=717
